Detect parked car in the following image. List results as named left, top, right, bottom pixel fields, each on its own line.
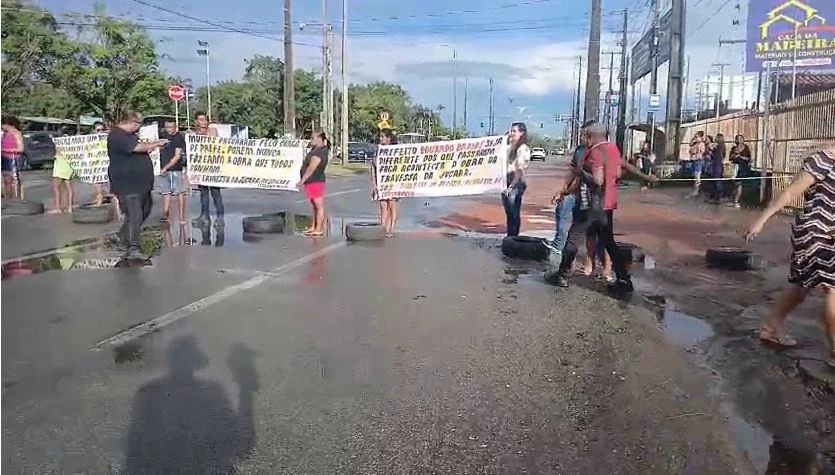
left=530, top=147, right=547, bottom=161
left=347, top=142, right=377, bottom=162
left=552, top=148, right=566, bottom=156
left=21, top=131, right=60, bottom=169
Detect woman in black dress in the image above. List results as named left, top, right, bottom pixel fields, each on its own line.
left=745, top=148, right=835, bottom=369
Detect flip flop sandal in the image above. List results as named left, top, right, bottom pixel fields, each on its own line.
left=756, top=326, right=798, bottom=347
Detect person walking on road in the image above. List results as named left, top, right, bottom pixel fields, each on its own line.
left=502, top=122, right=531, bottom=237
left=728, top=134, right=752, bottom=208
left=547, top=121, right=593, bottom=276
left=192, top=112, right=223, bottom=226
left=107, top=111, right=167, bottom=258
left=299, top=130, right=330, bottom=237
left=158, top=119, right=187, bottom=224
left=552, top=122, right=633, bottom=292
left=1, top=115, right=24, bottom=200
left=745, top=147, right=835, bottom=369
left=371, top=128, right=400, bottom=237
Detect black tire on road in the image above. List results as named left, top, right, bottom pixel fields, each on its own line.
left=616, top=241, right=645, bottom=263
left=1, top=199, right=45, bottom=216
left=345, top=222, right=385, bottom=241
left=705, top=247, right=753, bottom=271
left=242, top=215, right=285, bottom=234
left=501, top=235, right=549, bottom=261
left=72, top=203, right=112, bottom=224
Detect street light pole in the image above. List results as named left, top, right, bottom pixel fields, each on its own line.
left=340, top=0, right=348, bottom=164
left=197, top=41, right=212, bottom=121
left=452, top=49, right=457, bottom=137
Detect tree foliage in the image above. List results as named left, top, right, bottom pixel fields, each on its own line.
left=1, top=2, right=449, bottom=139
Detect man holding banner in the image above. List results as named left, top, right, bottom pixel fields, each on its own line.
left=107, top=111, right=167, bottom=258
left=192, top=111, right=224, bottom=225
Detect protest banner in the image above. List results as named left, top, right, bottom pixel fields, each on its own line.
left=139, top=124, right=162, bottom=175
left=374, top=136, right=508, bottom=199
left=184, top=135, right=305, bottom=190
left=52, top=134, right=109, bottom=184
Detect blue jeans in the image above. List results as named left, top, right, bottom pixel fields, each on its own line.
left=552, top=193, right=576, bottom=251
left=501, top=178, right=527, bottom=236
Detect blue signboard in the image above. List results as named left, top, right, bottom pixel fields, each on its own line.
left=746, top=0, right=835, bottom=71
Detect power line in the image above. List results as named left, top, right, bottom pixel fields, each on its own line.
left=687, top=0, right=733, bottom=39
left=126, top=0, right=285, bottom=43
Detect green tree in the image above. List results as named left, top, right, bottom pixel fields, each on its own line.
left=294, top=69, right=323, bottom=136
left=49, top=7, right=168, bottom=121
left=0, top=0, right=84, bottom=116
left=348, top=82, right=419, bottom=142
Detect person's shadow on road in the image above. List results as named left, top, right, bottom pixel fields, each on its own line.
left=123, top=336, right=258, bottom=474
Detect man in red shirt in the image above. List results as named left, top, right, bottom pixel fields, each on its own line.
left=553, top=122, right=632, bottom=293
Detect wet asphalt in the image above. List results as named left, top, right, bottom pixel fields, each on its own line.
left=0, top=166, right=823, bottom=473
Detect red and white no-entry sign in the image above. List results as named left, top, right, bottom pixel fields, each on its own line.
left=167, top=84, right=185, bottom=102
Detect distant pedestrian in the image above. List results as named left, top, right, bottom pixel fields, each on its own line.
left=686, top=131, right=706, bottom=198
left=636, top=140, right=656, bottom=193
left=299, top=130, right=330, bottom=237
left=158, top=119, right=187, bottom=224
left=707, top=133, right=727, bottom=204
left=502, top=122, right=531, bottom=237
left=107, top=111, right=167, bottom=258
left=1, top=115, right=24, bottom=199
left=745, top=147, right=835, bottom=369
left=727, top=134, right=752, bottom=208
left=192, top=111, right=223, bottom=226
left=371, top=128, right=400, bottom=237
left=553, top=122, right=632, bottom=292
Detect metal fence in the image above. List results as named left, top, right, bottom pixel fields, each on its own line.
left=680, top=89, right=835, bottom=208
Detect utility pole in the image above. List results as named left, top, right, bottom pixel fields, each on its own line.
left=488, top=77, right=494, bottom=135
left=452, top=49, right=458, bottom=137
left=647, top=0, right=659, bottom=127
left=712, top=62, right=730, bottom=118
left=320, top=0, right=333, bottom=139
left=615, top=9, right=628, bottom=155
left=664, top=0, right=685, bottom=162
left=791, top=24, right=799, bottom=99
left=283, top=0, right=296, bottom=136
left=604, top=50, right=616, bottom=136
left=574, top=55, right=583, bottom=143
left=584, top=0, right=601, bottom=122
left=569, top=87, right=576, bottom=148
left=340, top=0, right=348, bottom=164
left=463, top=76, right=468, bottom=136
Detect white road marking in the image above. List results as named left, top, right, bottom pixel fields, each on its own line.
left=91, top=241, right=347, bottom=349
left=527, top=217, right=555, bottom=224
left=294, top=187, right=361, bottom=203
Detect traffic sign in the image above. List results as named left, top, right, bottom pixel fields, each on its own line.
left=648, top=94, right=661, bottom=112
left=168, top=84, right=185, bottom=102
left=376, top=119, right=392, bottom=130
left=379, top=111, right=391, bottom=121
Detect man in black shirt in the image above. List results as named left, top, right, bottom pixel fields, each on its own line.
left=158, top=119, right=187, bottom=223
left=107, top=111, right=166, bottom=258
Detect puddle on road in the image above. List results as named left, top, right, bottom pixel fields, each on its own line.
left=1, top=226, right=167, bottom=280
left=661, top=309, right=715, bottom=348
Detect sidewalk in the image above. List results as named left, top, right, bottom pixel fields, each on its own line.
left=432, top=163, right=794, bottom=267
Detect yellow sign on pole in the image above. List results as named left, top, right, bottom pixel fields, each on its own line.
left=376, top=119, right=392, bottom=130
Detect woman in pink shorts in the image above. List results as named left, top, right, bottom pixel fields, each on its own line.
left=298, top=130, right=330, bottom=236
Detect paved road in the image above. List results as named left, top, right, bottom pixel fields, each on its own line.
left=3, top=165, right=758, bottom=473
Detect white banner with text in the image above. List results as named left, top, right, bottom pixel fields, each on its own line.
left=184, top=135, right=305, bottom=190
left=374, top=136, right=508, bottom=199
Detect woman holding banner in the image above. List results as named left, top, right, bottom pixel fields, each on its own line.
left=299, top=130, right=330, bottom=237
left=502, top=122, right=531, bottom=237
left=371, top=129, right=399, bottom=237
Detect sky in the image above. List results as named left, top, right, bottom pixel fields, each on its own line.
left=36, top=0, right=754, bottom=137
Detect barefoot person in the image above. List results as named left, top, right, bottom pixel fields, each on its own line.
left=502, top=122, right=531, bottom=237
left=299, top=130, right=330, bottom=237
left=1, top=115, right=24, bottom=199
left=371, top=128, right=399, bottom=237
left=745, top=147, right=835, bottom=369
